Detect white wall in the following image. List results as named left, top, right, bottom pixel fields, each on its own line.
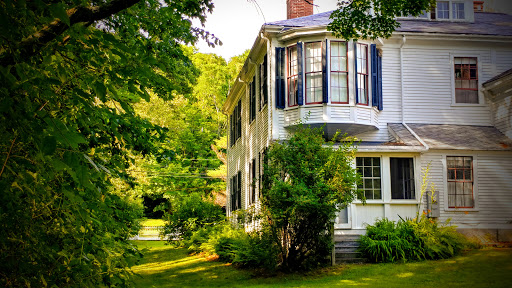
left=420, top=151, right=512, bottom=229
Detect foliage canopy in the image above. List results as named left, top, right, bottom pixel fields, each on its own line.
left=0, top=0, right=218, bottom=286
left=329, top=0, right=436, bottom=40
left=260, top=124, right=361, bottom=271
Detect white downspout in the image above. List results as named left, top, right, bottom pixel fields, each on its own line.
left=399, top=34, right=429, bottom=150
left=260, top=31, right=272, bottom=146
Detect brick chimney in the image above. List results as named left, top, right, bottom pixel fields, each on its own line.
left=287, top=0, right=314, bottom=19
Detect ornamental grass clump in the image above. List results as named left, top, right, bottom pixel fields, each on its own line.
left=359, top=216, right=471, bottom=263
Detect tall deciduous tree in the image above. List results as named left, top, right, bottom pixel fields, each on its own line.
left=0, top=0, right=217, bottom=286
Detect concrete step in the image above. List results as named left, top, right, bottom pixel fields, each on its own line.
left=335, top=247, right=359, bottom=253
left=334, top=235, right=362, bottom=242
left=335, top=241, right=359, bottom=247
left=335, top=257, right=367, bottom=264
left=336, top=251, right=361, bottom=258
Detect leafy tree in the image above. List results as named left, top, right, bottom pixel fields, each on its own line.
left=130, top=49, right=249, bottom=214
left=329, top=0, right=436, bottom=40
left=260, top=124, right=361, bottom=271
left=0, top=0, right=218, bottom=286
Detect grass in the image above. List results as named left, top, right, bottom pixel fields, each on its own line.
left=140, top=219, right=167, bottom=227
left=130, top=241, right=512, bottom=288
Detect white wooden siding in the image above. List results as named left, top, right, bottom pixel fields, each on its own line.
left=492, top=96, right=512, bottom=139
left=496, top=49, right=512, bottom=75
left=420, top=151, right=512, bottom=229
left=401, top=46, right=493, bottom=126
left=331, top=106, right=351, bottom=121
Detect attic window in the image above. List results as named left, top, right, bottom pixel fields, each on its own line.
left=430, top=1, right=468, bottom=20
left=452, top=2, right=465, bottom=19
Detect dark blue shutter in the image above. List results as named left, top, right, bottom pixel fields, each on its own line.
left=371, top=44, right=378, bottom=108
left=370, top=44, right=383, bottom=110
left=297, top=42, right=304, bottom=106
left=377, top=48, right=383, bottom=110
left=275, top=47, right=285, bottom=109
left=354, top=42, right=359, bottom=104
left=322, top=39, right=328, bottom=103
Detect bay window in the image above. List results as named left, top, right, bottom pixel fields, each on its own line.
left=331, top=41, right=348, bottom=104
left=287, top=45, right=298, bottom=107
left=356, top=43, right=368, bottom=105
left=305, top=42, right=323, bottom=104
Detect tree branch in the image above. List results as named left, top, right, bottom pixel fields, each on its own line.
left=0, top=136, right=17, bottom=178
left=0, top=0, right=141, bottom=67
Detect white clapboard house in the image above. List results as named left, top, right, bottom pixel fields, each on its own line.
left=222, top=0, right=512, bottom=246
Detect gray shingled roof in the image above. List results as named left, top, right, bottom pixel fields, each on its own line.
left=406, top=124, right=512, bottom=151
left=266, top=12, right=512, bottom=37
left=388, top=123, right=423, bottom=147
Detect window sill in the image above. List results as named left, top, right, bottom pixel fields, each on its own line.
left=445, top=207, right=479, bottom=212
left=450, top=103, right=486, bottom=107
left=284, top=104, right=325, bottom=110
left=353, top=200, right=419, bottom=204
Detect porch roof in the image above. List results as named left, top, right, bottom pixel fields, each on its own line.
left=402, top=123, right=512, bottom=151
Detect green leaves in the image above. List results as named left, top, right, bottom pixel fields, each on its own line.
left=50, top=3, right=70, bottom=26
left=0, top=0, right=218, bottom=286
left=328, top=0, right=435, bottom=40
left=260, top=123, right=359, bottom=271
left=42, top=136, right=57, bottom=155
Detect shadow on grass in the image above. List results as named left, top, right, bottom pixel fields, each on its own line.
left=131, top=242, right=512, bottom=288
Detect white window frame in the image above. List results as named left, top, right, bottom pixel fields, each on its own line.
left=356, top=156, right=383, bottom=201
left=435, top=0, right=473, bottom=22
left=442, top=154, right=479, bottom=212
left=449, top=53, right=485, bottom=106
left=398, top=1, right=473, bottom=22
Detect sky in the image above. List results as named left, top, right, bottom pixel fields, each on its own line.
left=194, top=0, right=339, bottom=61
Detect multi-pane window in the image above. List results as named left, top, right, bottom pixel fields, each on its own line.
left=249, top=158, right=257, bottom=205
left=229, top=100, right=242, bottom=147
left=390, top=158, right=415, bottom=199
left=305, top=42, right=323, bottom=104
left=454, top=57, right=478, bottom=103
left=249, top=76, right=256, bottom=123
left=437, top=1, right=449, bottom=19
left=356, top=157, right=382, bottom=200
left=356, top=43, right=368, bottom=105
left=331, top=41, right=348, bottom=104
left=260, top=54, right=268, bottom=109
left=230, top=171, right=242, bottom=211
left=452, top=2, right=465, bottom=19
left=287, top=45, right=298, bottom=107
left=447, top=156, right=474, bottom=208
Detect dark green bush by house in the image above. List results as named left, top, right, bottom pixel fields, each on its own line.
left=359, top=216, right=471, bottom=263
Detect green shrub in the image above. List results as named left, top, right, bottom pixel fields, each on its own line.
left=231, top=230, right=279, bottom=270
left=359, top=217, right=471, bottom=263
left=163, top=193, right=225, bottom=245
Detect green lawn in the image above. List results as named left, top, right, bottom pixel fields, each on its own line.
left=131, top=241, right=512, bottom=288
